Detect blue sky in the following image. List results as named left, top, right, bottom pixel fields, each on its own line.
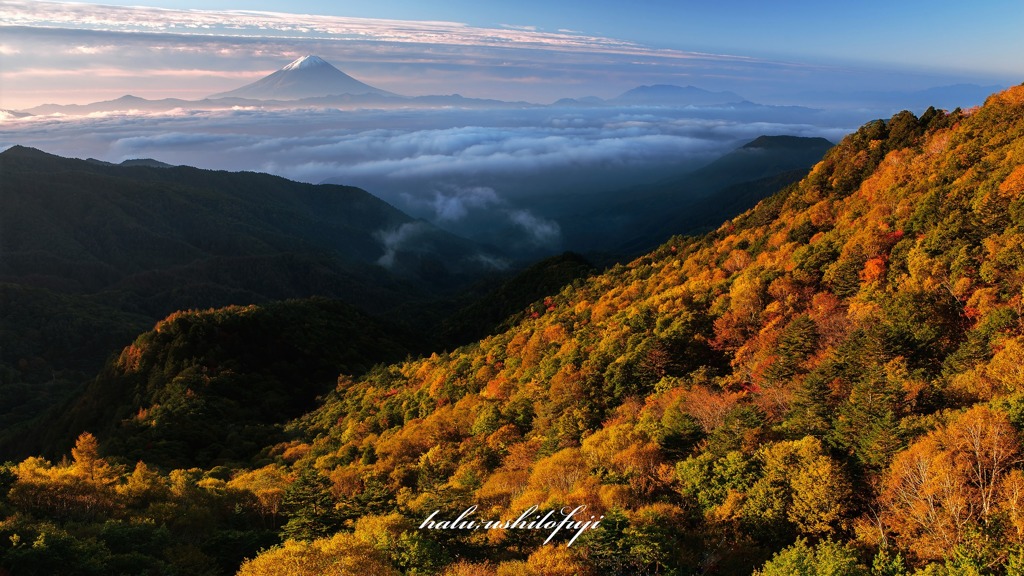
left=52, top=0, right=1024, bottom=74
left=1, top=0, right=1022, bottom=108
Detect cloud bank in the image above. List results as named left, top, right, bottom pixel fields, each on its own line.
left=0, top=104, right=852, bottom=190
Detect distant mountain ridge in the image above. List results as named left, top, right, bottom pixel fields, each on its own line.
left=614, top=84, right=745, bottom=106
left=20, top=92, right=533, bottom=115
left=12, top=57, right=791, bottom=115
left=8, top=55, right=1004, bottom=117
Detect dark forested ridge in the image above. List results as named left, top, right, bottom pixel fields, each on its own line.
left=0, top=147, right=505, bottom=461
left=559, top=135, right=835, bottom=256
left=4, top=84, right=1024, bottom=575
left=439, top=251, right=597, bottom=346
left=22, top=298, right=421, bottom=468
left=0, top=283, right=152, bottom=451
left=0, top=145, right=496, bottom=306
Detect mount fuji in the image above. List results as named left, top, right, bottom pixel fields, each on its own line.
left=210, top=55, right=395, bottom=100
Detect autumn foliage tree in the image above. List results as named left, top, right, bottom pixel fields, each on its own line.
left=880, top=405, right=1021, bottom=562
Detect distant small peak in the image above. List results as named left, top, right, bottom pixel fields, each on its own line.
left=742, top=135, right=834, bottom=150
left=1, top=145, right=55, bottom=158
left=0, top=109, right=32, bottom=119
left=120, top=158, right=174, bottom=168
left=282, top=55, right=331, bottom=71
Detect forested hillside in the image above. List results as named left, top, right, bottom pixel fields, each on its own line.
left=3, top=85, right=1024, bottom=575
left=0, top=147, right=502, bottom=460
left=26, top=298, right=420, bottom=468
left=268, top=88, right=1024, bottom=574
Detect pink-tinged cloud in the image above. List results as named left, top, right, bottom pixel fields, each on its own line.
left=1, top=67, right=268, bottom=79
left=1, top=1, right=636, bottom=53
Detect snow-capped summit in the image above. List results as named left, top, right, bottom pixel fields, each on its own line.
left=209, top=55, right=394, bottom=101
left=281, top=55, right=330, bottom=71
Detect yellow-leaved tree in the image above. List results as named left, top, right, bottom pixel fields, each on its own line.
left=880, top=405, right=1022, bottom=561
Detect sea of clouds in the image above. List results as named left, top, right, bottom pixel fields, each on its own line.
left=0, top=103, right=858, bottom=254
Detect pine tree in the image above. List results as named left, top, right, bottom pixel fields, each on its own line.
left=281, top=467, right=341, bottom=541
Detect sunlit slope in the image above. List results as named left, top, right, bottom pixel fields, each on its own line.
left=275, top=87, right=1024, bottom=573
